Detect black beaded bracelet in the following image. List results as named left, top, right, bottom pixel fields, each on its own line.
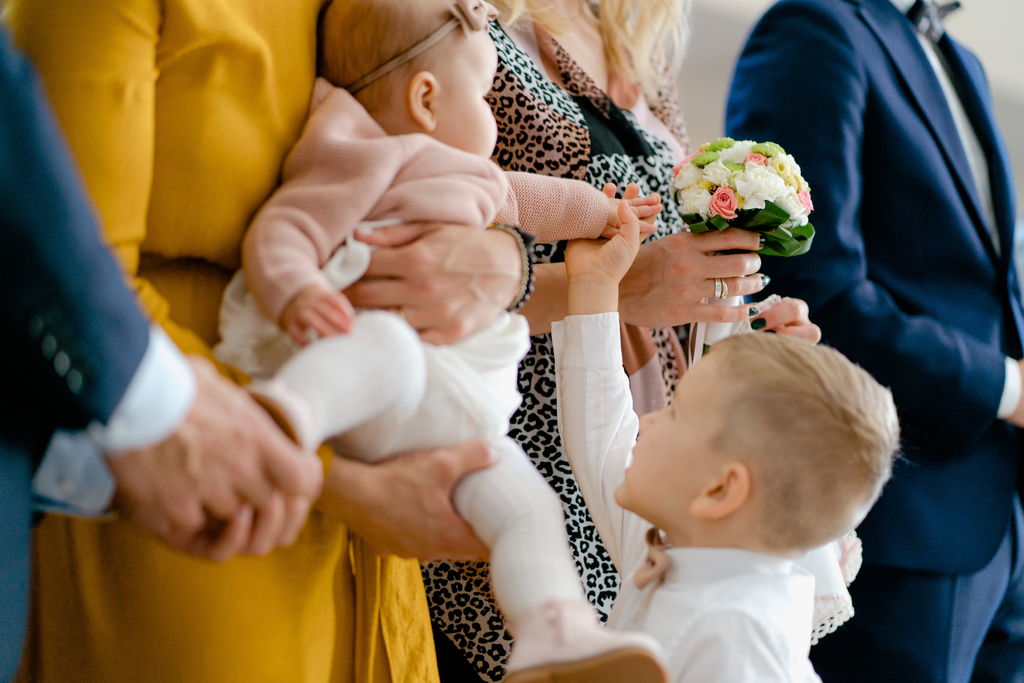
left=488, top=223, right=536, bottom=312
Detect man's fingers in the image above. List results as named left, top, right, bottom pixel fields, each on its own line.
left=280, top=494, right=313, bottom=547
left=352, top=222, right=435, bottom=248
left=202, top=506, right=254, bottom=563
left=245, top=492, right=286, bottom=556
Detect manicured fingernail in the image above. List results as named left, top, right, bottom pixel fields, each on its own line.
left=758, top=235, right=766, bottom=248
left=765, top=329, right=777, bottom=334
left=751, top=318, right=767, bottom=330
left=748, top=307, right=760, bottom=317
left=760, top=274, right=771, bottom=287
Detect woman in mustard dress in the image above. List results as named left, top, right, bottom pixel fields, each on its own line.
left=3, top=1, right=513, bottom=680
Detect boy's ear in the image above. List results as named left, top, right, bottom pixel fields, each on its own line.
left=406, top=70, right=440, bottom=133
left=689, top=461, right=751, bottom=520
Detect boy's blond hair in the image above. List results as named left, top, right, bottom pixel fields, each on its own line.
left=707, top=333, right=899, bottom=553
left=318, top=0, right=460, bottom=109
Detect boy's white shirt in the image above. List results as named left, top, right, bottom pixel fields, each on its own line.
left=552, top=312, right=821, bottom=682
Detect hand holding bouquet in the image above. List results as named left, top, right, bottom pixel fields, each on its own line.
left=671, top=138, right=814, bottom=257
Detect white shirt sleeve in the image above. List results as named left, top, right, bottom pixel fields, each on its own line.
left=552, top=312, right=648, bottom=573
left=32, top=326, right=195, bottom=515
left=998, top=356, right=1021, bottom=419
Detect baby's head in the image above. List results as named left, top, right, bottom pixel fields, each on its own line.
left=319, top=0, right=499, bottom=157
left=617, top=332, right=899, bottom=556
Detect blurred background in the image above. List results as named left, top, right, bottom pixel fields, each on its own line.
left=677, top=0, right=1024, bottom=218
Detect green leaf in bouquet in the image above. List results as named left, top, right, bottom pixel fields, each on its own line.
left=751, top=141, right=786, bottom=157
left=681, top=213, right=704, bottom=225
left=708, top=215, right=731, bottom=231
left=724, top=161, right=746, bottom=173
left=688, top=221, right=711, bottom=233
left=740, top=200, right=792, bottom=230
left=703, top=137, right=736, bottom=152
left=756, top=222, right=815, bottom=257
left=690, top=151, right=719, bottom=168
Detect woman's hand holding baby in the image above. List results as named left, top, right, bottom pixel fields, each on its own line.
left=280, top=284, right=355, bottom=346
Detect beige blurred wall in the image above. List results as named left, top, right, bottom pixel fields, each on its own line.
left=678, top=0, right=1024, bottom=214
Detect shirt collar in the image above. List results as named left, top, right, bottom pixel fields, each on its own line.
left=659, top=547, right=796, bottom=585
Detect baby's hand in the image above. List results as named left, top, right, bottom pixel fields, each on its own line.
left=564, top=202, right=643, bottom=316
left=602, top=182, right=661, bottom=238
left=280, top=284, right=355, bottom=346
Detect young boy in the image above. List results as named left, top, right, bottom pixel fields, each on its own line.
left=554, top=222, right=900, bottom=681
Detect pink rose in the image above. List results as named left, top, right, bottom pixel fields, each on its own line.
left=746, top=153, right=768, bottom=166
left=708, top=186, right=739, bottom=220
left=798, top=189, right=814, bottom=213
left=673, top=152, right=700, bottom=176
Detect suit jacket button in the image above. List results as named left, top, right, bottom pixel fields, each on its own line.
left=53, top=351, right=71, bottom=377
left=66, top=369, right=83, bottom=395
left=41, top=335, right=57, bottom=359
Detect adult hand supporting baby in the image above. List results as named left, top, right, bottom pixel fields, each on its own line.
left=318, top=441, right=495, bottom=560
left=345, top=222, right=522, bottom=345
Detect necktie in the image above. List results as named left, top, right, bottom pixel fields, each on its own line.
left=907, top=0, right=963, bottom=43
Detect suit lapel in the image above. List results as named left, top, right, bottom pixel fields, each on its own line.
left=940, top=38, right=1018, bottom=266
left=857, top=0, right=996, bottom=263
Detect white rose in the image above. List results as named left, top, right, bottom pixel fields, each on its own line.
left=774, top=187, right=808, bottom=220
left=719, top=140, right=755, bottom=165
left=678, top=187, right=713, bottom=217
left=702, top=160, right=733, bottom=187
left=673, top=164, right=703, bottom=191
left=735, top=166, right=786, bottom=209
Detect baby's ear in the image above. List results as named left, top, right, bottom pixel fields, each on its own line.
left=406, top=71, right=441, bottom=133
left=689, top=461, right=751, bottom=520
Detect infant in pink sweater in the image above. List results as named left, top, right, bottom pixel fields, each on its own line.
left=216, top=0, right=667, bottom=681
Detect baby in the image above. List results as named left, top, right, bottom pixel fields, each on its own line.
left=553, top=220, right=900, bottom=681
left=215, top=0, right=667, bottom=680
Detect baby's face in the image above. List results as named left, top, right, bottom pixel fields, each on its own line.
left=429, top=30, right=499, bottom=158
left=615, top=353, right=731, bottom=536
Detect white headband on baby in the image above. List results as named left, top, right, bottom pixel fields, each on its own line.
left=342, top=0, right=499, bottom=94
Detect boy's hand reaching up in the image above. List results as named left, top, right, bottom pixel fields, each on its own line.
left=565, top=201, right=642, bottom=316
left=601, top=182, right=661, bottom=238
left=280, top=284, right=355, bottom=346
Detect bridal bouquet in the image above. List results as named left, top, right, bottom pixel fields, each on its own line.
left=671, top=138, right=814, bottom=257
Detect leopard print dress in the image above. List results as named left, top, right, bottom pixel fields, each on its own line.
left=421, top=20, right=692, bottom=681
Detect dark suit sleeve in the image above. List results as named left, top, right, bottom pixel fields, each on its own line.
left=725, top=0, right=1006, bottom=456
left=0, top=26, right=149, bottom=429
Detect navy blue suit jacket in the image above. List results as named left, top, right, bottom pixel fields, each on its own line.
left=0, top=27, right=150, bottom=680
left=727, top=0, right=1023, bottom=575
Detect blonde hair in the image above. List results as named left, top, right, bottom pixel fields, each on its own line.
left=706, top=333, right=900, bottom=553
left=490, top=0, right=692, bottom=98
left=319, top=0, right=461, bottom=109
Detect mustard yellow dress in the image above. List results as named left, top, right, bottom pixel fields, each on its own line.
left=3, top=1, right=438, bottom=680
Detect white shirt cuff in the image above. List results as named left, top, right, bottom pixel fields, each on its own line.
left=89, top=326, right=195, bottom=454
left=552, top=312, right=622, bottom=369
left=998, top=356, right=1021, bottom=420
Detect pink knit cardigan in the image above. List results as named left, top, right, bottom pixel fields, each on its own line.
left=243, top=78, right=613, bottom=322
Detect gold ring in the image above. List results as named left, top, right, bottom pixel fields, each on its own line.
left=713, top=278, right=729, bottom=300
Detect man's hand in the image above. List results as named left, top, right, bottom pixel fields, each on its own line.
left=106, top=357, right=323, bottom=561
left=279, top=284, right=354, bottom=346
left=345, top=223, right=521, bottom=345
left=318, top=441, right=496, bottom=561
left=1008, top=359, right=1024, bottom=428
